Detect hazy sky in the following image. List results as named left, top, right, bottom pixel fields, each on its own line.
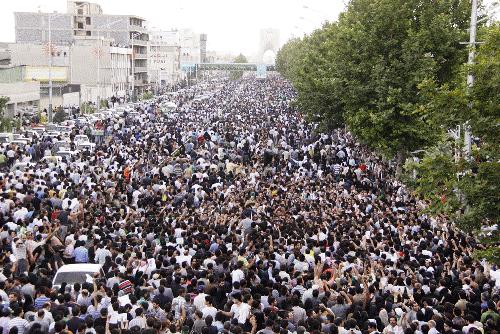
left=0, top=0, right=346, bottom=56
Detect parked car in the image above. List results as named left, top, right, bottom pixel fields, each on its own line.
left=10, top=162, right=35, bottom=172
left=76, top=142, right=96, bottom=152
left=0, top=133, right=13, bottom=144
left=40, top=155, right=63, bottom=168
left=55, top=149, right=79, bottom=161
left=74, top=134, right=90, bottom=144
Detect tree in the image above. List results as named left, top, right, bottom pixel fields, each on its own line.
left=277, top=0, right=472, bottom=162
left=0, top=97, right=9, bottom=118
left=53, top=110, right=68, bottom=123
left=233, top=53, right=248, bottom=63
left=404, top=24, right=500, bottom=263
left=230, top=53, right=248, bottom=80
left=140, top=91, right=154, bottom=101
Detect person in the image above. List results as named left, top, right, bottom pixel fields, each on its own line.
left=383, top=317, right=403, bottom=334
left=7, top=307, right=29, bottom=334
left=0, top=76, right=494, bottom=334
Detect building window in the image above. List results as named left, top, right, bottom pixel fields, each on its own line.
left=86, top=17, right=91, bottom=25
left=86, top=31, right=91, bottom=36
left=77, top=22, right=83, bottom=29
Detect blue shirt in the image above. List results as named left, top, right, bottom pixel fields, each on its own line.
left=73, top=246, right=89, bottom=263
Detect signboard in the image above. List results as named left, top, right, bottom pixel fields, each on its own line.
left=24, top=66, right=68, bottom=82
left=181, top=63, right=196, bottom=73
left=256, top=64, right=267, bottom=79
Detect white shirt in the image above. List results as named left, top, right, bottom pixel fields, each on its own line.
left=230, top=302, right=250, bottom=324
left=232, top=269, right=245, bottom=283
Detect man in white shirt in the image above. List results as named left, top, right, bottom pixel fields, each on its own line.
left=94, top=243, right=112, bottom=264
left=222, top=293, right=250, bottom=326
left=383, top=317, right=403, bottom=334
left=231, top=261, right=245, bottom=283
left=202, top=296, right=218, bottom=320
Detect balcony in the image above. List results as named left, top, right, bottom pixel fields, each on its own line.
left=131, top=39, right=148, bottom=46
left=134, top=53, right=147, bottom=59
left=129, top=24, right=146, bottom=33
left=134, top=66, right=148, bottom=73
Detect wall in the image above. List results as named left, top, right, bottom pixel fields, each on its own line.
left=0, top=82, right=40, bottom=117
left=9, top=43, right=71, bottom=67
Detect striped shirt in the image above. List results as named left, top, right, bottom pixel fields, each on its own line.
left=34, top=296, right=51, bottom=310
left=128, top=316, right=147, bottom=329
left=8, top=317, right=29, bottom=334
left=118, top=280, right=133, bottom=295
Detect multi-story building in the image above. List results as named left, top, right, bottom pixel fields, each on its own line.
left=8, top=37, right=131, bottom=107
left=148, top=30, right=181, bottom=87
left=14, top=0, right=149, bottom=97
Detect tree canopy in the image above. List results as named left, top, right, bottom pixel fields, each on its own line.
left=276, top=1, right=499, bottom=262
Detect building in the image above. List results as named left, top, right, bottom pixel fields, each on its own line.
left=14, top=0, right=149, bottom=96
left=70, top=38, right=131, bottom=102
left=0, top=67, right=40, bottom=117
left=148, top=30, right=182, bottom=87
left=8, top=38, right=131, bottom=107
left=200, top=34, right=207, bottom=63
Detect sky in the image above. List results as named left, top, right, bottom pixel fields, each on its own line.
left=0, top=0, right=346, bottom=57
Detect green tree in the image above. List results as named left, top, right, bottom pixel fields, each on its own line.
left=81, top=102, right=96, bottom=114
left=405, top=24, right=500, bottom=263
left=0, top=97, right=8, bottom=118
left=335, top=0, right=470, bottom=162
left=233, top=53, right=248, bottom=63
left=53, top=110, right=68, bottom=123
left=230, top=53, right=248, bottom=80
left=140, top=91, right=154, bottom=101
left=277, top=0, right=473, bottom=163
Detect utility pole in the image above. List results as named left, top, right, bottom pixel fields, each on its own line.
left=464, top=0, right=478, bottom=158
left=48, top=14, right=53, bottom=123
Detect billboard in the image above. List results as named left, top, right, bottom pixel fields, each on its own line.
left=256, top=64, right=267, bottom=79
left=24, top=66, right=68, bottom=82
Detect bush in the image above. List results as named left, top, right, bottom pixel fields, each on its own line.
left=100, top=99, right=109, bottom=109
left=81, top=102, right=96, bottom=114
left=140, top=92, right=154, bottom=101
left=53, top=110, right=67, bottom=123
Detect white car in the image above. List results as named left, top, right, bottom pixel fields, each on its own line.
left=74, top=134, right=90, bottom=144
left=55, top=150, right=79, bottom=160
left=0, top=133, right=13, bottom=144
left=40, top=156, right=63, bottom=168
left=10, top=162, right=35, bottom=172
left=52, top=264, right=104, bottom=290
left=76, top=142, right=96, bottom=152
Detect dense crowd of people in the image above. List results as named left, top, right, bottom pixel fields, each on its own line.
left=0, top=76, right=498, bottom=334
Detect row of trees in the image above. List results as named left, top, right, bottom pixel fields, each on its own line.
left=276, top=0, right=499, bottom=262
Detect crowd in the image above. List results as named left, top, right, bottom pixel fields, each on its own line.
left=0, top=76, right=498, bottom=334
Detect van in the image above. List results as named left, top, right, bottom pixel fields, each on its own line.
left=52, top=264, right=104, bottom=290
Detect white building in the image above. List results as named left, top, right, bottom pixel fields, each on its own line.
left=70, top=38, right=131, bottom=102
left=14, top=0, right=149, bottom=96
left=8, top=38, right=131, bottom=107
left=148, top=30, right=181, bottom=87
